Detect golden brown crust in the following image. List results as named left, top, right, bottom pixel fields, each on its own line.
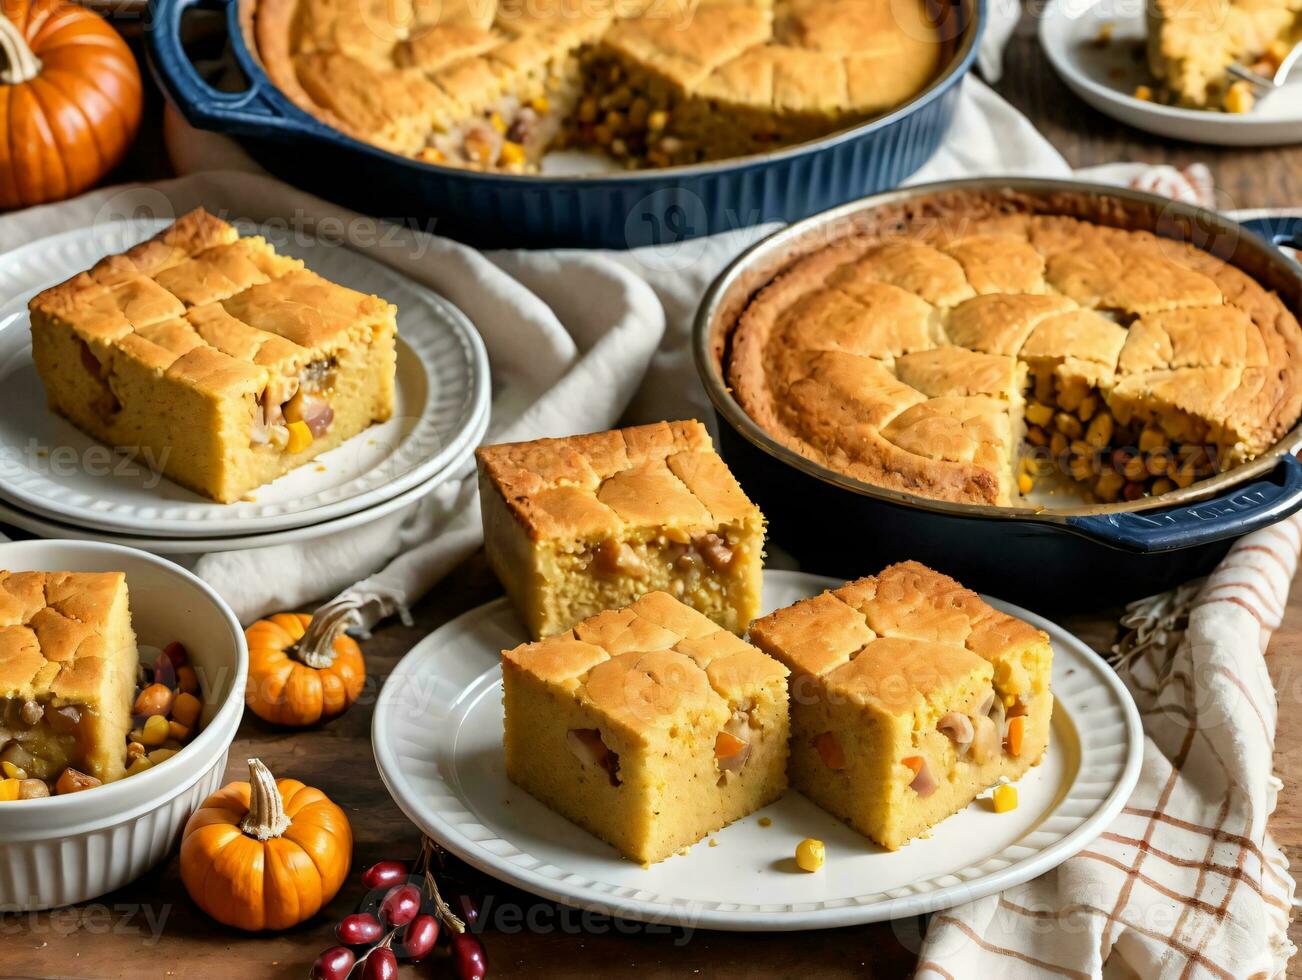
left=502, top=591, right=788, bottom=737
left=727, top=207, right=1302, bottom=504
left=29, top=209, right=395, bottom=399
left=476, top=420, right=761, bottom=542
left=0, top=571, right=134, bottom=706
left=748, top=561, right=1048, bottom=714
left=253, top=0, right=941, bottom=163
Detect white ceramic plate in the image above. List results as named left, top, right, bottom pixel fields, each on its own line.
left=0, top=407, right=484, bottom=555
left=1040, top=0, right=1302, bottom=146
left=372, top=570, right=1143, bottom=931
left=0, top=218, right=490, bottom=537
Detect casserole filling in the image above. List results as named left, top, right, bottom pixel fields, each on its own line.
left=1019, top=367, right=1225, bottom=503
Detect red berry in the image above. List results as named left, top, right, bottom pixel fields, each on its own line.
left=362, top=860, right=408, bottom=891
left=310, top=946, right=355, bottom=980
left=152, top=652, right=177, bottom=691
left=361, top=947, right=398, bottom=980
left=380, top=883, right=421, bottom=927
left=336, top=912, right=383, bottom=946
left=162, top=641, right=188, bottom=668
left=451, top=932, right=487, bottom=980
left=402, top=914, right=439, bottom=961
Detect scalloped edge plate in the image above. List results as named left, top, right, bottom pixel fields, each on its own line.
left=0, top=404, right=485, bottom=554
left=0, top=218, right=490, bottom=537
left=372, top=570, right=1142, bottom=931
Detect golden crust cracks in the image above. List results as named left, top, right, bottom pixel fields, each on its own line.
left=253, top=0, right=942, bottom=166
left=727, top=212, right=1302, bottom=505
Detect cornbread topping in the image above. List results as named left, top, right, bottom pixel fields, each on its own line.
left=0, top=571, right=137, bottom=789
left=254, top=0, right=943, bottom=172
left=726, top=197, right=1302, bottom=505
left=477, top=420, right=765, bottom=639
left=28, top=209, right=397, bottom=503
left=748, top=561, right=1052, bottom=850
left=1146, top=0, right=1300, bottom=111
left=501, top=590, right=789, bottom=863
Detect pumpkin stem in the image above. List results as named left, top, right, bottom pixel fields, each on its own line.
left=239, top=758, right=291, bottom=840
left=0, top=12, right=41, bottom=85
left=295, top=601, right=360, bottom=670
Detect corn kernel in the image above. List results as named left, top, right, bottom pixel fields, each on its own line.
left=1024, top=402, right=1053, bottom=427
left=489, top=112, right=507, bottom=133
left=172, top=691, right=202, bottom=728
left=126, top=757, right=154, bottom=776
left=647, top=109, right=669, bottom=131
left=1085, top=412, right=1113, bottom=449
left=530, top=95, right=550, bottom=113
left=1138, top=427, right=1167, bottom=452
left=1002, top=693, right=1016, bottom=708
left=141, top=713, right=170, bottom=748
left=1017, top=472, right=1034, bottom=495
left=1, top=761, right=26, bottom=780
left=1134, top=85, right=1154, bottom=102
left=992, top=784, right=1018, bottom=813
left=286, top=420, right=313, bottom=454
left=500, top=141, right=527, bottom=166
left=1224, top=81, right=1255, bottom=114
left=795, top=837, right=825, bottom=872
left=0, top=779, right=20, bottom=802
left=417, top=147, right=445, bottom=164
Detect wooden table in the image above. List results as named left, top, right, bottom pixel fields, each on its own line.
left=4, top=9, right=1302, bottom=978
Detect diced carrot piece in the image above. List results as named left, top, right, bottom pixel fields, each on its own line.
left=813, top=732, right=846, bottom=770
left=901, top=755, right=924, bottom=776
left=715, top=731, right=748, bottom=760
left=1006, top=716, right=1026, bottom=756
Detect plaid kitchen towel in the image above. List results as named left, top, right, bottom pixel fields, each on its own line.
left=918, top=517, right=1300, bottom=978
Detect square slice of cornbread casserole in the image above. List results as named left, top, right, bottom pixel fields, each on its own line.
left=28, top=209, right=398, bottom=503
left=749, top=561, right=1053, bottom=851
left=502, top=591, right=789, bottom=864
left=477, top=420, right=765, bottom=640
left=0, top=571, right=139, bottom=784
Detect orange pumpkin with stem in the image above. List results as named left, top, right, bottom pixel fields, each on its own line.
left=179, top=758, right=352, bottom=931
left=245, top=612, right=366, bottom=726
left=0, top=0, right=142, bottom=209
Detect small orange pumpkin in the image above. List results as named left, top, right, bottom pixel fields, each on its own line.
left=0, top=0, right=142, bottom=209
left=245, top=612, right=366, bottom=726
left=180, top=758, right=352, bottom=931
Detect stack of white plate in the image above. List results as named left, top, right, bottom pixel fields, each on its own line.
left=0, top=219, right=491, bottom=555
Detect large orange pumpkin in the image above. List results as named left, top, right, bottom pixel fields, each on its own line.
left=179, top=759, right=352, bottom=931
left=245, top=612, right=367, bottom=726
left=0, top=0, right=142, bottom=210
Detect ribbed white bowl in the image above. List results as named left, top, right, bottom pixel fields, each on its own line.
left=0, top=540, right=247, bottom=911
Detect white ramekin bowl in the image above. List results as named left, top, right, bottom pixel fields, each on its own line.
left=0, top=539, right=247, bottom=911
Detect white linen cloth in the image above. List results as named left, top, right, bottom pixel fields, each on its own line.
left=919, top=519, right=1300, bottom=977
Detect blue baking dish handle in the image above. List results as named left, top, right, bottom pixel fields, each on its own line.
left=146, top=0, right=334, bottom=140
left=1239, top=214, right=1302, bottom=263
left=1064, top=453, right=1302, bottom=553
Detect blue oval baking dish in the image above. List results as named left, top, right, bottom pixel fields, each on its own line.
left=694, top=180, right=1302, bottom=611
left=145, top=0, right=983, bottom=250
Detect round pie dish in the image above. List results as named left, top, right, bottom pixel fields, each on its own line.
left=145, top=0, right=982, bottom=249
left=694, top=179, right=1302, bottom=609
left=0, top=540, right=247, bottom=911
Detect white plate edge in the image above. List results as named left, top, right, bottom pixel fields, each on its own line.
left=370, top=571, right=1144, bottom=931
